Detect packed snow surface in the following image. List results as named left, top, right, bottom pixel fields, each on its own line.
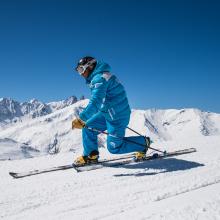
left=0, top=99, right=220, bottom=219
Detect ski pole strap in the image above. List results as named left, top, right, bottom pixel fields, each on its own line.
left=85, top=126, right=166, bottom=154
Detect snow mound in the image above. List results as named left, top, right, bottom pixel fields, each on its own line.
left=0, top=138, right=40, bottom=160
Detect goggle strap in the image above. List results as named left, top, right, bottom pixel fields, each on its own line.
left=84, top=59, right=96, bottom=68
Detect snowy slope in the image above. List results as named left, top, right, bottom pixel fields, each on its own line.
left=0, top=136, right=220, bottom=219
left=0, top=138, right=40, bottom=161
left=0, top=98, right=220, bottom=219
left=0, top=99, right=87, bottom=159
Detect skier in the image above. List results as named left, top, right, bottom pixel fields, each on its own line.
left=72, top=56, right=150, bottom=165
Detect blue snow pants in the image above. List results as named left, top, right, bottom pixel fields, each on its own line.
left=82, top=112, right=146, bottom=156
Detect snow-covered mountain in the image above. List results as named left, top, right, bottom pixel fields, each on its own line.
left=0, top=98, right=220, bottom=160
left=0, top=96, right=77, bottom=125
left=1, top=98, right=220, bottom=219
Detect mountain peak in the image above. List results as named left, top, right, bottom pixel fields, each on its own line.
left=29, top=98, right=39, bottom=104
left=0, top=96, right=78, bottom=123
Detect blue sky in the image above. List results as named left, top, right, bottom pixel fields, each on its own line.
left=0, top=0, right=220, bottom=112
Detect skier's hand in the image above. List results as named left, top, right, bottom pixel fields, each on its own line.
left=72, top=118, right=85, bottom=129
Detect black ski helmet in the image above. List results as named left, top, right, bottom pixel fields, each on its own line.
left=75, top=56, right=97, bottom=74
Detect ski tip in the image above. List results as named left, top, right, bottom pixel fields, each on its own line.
left=9, top=172, right=18, bottom=178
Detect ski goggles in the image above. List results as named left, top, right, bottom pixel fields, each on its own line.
left=75, top=59, right=96, bottom=75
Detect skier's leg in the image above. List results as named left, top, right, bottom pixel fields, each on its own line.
left=106, top=118, right=147, bottom=154
left=82, top=113, right=107, bottom=156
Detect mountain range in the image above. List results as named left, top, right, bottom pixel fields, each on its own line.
left=0, top=96, right=77, bottom=124
left=0, top=97, right=220, bottom=160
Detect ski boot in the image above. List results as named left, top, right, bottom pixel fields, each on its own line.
left=133, top=137, right=151, bottom=162
left=74, top=150, right=99, bottom=166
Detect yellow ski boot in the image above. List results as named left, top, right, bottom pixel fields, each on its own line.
left=74, top=150, right=99, bottom=166
left=134, top=137, right=151, bottom=162
left=134, top=151, right=146, bottom=162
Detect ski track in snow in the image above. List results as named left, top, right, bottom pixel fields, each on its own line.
left=155, top=177, right=220, bottom=202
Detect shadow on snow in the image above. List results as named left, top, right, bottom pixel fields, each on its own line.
left=113, top=158, right=204, bottom=177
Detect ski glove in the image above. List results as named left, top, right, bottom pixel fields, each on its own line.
left=72, top=118, right=85, bottom=129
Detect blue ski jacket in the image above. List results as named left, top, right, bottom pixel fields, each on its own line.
left=79, top=61, right=131, bottom=122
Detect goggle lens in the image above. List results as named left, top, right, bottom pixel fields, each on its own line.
left=76, top=65, right=85, bottom=75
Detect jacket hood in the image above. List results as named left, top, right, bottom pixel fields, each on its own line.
left=86, top=61, right=111, bottom=83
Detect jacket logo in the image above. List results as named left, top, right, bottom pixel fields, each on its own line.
left=94, top=82, right=103, bottom=88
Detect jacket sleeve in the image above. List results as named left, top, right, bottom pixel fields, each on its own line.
left=79, top=76, right=108, bottom=122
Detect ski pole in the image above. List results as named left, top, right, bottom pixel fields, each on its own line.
left=85, top=126, right=166, bottom=154
left=126, top=126, right=154, bottom=144
left=126, top=126, right=145, bottom=137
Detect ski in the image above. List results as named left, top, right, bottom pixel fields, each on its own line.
left=9, top=164, right=74, bottom=179
left=9, top=153, right=136, bottom=178
left=73, top=148, right=197, bottom=172
left=9, top=148, right=196, bottom=178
